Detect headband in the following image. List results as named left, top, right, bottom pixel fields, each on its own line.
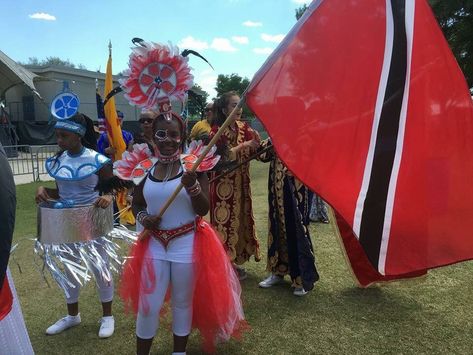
left=55, top=119, right=86, bottom=136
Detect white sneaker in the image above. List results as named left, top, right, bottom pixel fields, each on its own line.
left=46, top=314, right=81, bottom=335
left=258, top=274, right=284, bottom=288
left=293, top=287, right=308, bottom=297
left=98, top=316, right=115, bottom=338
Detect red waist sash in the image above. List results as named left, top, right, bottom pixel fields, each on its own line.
left=150, top=221, right=195, bottom=248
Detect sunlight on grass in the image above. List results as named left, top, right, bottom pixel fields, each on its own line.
left=10, top=163, right=473, bottom=354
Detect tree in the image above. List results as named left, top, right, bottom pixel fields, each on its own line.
left=187, top=84, right=209, bottom=119
left=295, top=4, right=308, bottom=20
left=215, top=73, right=250, bottom=97
left=294, top=2, right=473, bottom=89
left=20, top=56, right=87, bottom=70
left=215, top=73, right=253, bottom=119
left=428, top=0, right=473, bottom=89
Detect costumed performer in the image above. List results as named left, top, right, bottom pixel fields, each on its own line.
left=133, top=110, right=157, bottom=155
left=0, top=143, right=34, bottom=354
left=309, top=191, right=330, bottom=224
left=189, top=101, right=214, bottom=142
left=257, top=139, right=319, bottom=296
left=118, top=41, right=247, bottom=355
left=35, top=113, right=128, bottom=338
left=209, top=91, right=261, bottom=280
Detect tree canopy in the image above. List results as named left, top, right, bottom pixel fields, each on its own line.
left=20, top=56, right=87, bottom=70
left=187, top=84, right=209, bottom=119
left=429, top=0, right=473, bottom=88
left=295, top=4, right=308, bottom=20
left=215, top=73, right=250, bottom=97
left=215, top=73, right=253, bottom=118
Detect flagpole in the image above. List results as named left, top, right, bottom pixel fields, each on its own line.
left=208, top=142, right=272, bottom=184
left=155, top=98, right=245, bottom=218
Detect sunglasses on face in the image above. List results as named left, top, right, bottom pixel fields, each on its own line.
left=155, top=129, right=181, bottom=143
left=139, top=118, right=154, bottom=124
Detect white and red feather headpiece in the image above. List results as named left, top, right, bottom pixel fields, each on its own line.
left=120, top=42, right=193, bottom=113
left=115, top=41, right=219, bottom=182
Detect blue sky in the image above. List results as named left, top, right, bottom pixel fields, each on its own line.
left=0, top=0, right=311, bottom=98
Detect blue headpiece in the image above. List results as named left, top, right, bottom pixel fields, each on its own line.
left=50, top=81, right=84, bottom=135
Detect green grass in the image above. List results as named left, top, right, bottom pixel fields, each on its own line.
left=11, top=163, right=473, bottom=354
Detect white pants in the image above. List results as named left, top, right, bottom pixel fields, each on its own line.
left=0, top=268, right=34, bottom=355
left=136, top=259, right=194, bottom=339
left=63, top=243, right=114, bottom=304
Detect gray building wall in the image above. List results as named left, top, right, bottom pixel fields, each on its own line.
left=5, top=65, right=141, bottom=123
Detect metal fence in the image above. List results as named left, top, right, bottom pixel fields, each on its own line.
left=5, top=145, right=59, bottom=182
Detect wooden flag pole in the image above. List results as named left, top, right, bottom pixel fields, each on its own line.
left=155, top=98, right=245, bottom=218
left=208, top=143, right=272, bottom=184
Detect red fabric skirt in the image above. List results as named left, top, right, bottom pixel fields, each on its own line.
left=0, top=276, right=13, bottom=321
left=120, top=217, right=247, bottom=353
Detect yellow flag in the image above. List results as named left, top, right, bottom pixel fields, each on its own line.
left=104, top=45, right=126, bottom=161
left=104, top=44, right=135, bottom=226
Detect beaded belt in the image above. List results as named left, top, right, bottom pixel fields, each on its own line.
left=151, top=221, right=195, bottom=248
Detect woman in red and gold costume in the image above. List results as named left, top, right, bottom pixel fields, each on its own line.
left=209, top=91, right=261, bottom=279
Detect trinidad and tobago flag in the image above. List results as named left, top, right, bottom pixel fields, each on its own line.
left=246, top=0, right=473, bottom=287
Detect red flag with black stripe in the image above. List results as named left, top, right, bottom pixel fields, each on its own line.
left=246, top=0, right=473, bottom=287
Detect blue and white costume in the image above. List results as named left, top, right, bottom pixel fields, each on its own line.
left=42, top=147, right=114, bottom=303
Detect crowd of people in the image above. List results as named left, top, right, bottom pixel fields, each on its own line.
left=0, top=89, right=330, bottom=354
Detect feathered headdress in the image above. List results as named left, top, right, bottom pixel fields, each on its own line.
left=115, top=41, right=219, bottom=182
left=119, top=41, right=194, bottom=115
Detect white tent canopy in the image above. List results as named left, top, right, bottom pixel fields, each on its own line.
left=0, top=50, right=41, bottom=99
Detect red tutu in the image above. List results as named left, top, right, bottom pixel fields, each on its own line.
left=119, top=236, right=155, bottom=315
left=119, top=217, right=247, bottom=353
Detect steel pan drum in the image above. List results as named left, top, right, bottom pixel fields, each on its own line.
left=37, top=202, right=113, bottom=244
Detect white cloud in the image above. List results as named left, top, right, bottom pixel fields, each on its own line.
left=210, top=38, right=237, bottom=52
left=232, top=36, right=249, bottom=44
left=292, top=0, right=312, bottom=4
left=243, top=20, right=262, bottom=27
left=261, top=33, right=285, bottom=43
left=194, top=69, right=218, bottom=99
left=178, top=36, right=209, bottom=51
left=253, top=47, right=274, bottom=55
left=29, top=12, right=56, bottom=21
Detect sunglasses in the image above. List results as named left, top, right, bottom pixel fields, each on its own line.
left=155, top=129, right=181, bottom=143
left=139, top=118, right=154, bottom=124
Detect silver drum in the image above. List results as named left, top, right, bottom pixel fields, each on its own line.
left=37, top=202, right=113, bottom=244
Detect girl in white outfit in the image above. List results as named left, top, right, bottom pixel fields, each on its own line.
left=121, top=111, right=246, bottom=355
left=36, top=113, right=117, bottom=338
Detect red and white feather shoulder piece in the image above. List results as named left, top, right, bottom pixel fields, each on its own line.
left=113, top=143, right=157, bottom=184
left=181, top=140, right=220, bottom=172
